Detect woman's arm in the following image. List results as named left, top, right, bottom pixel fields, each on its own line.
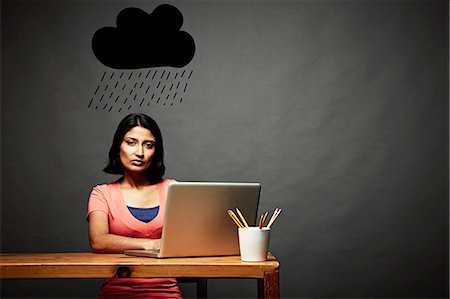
left=88, top=211, right=160, bottom=253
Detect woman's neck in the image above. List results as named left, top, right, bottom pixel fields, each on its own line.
left=121, top=173, right=151, bottom=189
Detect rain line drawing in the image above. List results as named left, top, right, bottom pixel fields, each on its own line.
left=89, top=4, right=195, bottom=112
left=89, top=69, right=193, bottom=111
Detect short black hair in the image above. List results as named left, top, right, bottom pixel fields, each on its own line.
left=103, top=113, right=165, bottom=183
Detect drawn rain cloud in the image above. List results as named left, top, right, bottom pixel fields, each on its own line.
left=89, top=4, right=195, bottom=111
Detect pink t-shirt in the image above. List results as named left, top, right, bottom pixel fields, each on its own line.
left=87, top=178, right=182, bottom=299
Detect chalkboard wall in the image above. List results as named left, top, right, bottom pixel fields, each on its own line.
left=1, top=1, right=448, bottom=298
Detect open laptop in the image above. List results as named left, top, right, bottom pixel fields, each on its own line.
left=125, top=181, right=261, bottom=258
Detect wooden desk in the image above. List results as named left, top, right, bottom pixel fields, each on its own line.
left=0, top=252, right=280, bottom=298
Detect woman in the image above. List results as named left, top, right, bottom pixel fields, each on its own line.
left=87, top=113, right=182, bottom=298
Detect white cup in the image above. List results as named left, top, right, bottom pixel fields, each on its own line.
left=238, top=227, right=270, bottom=262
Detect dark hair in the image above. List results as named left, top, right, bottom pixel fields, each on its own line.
left=103, top=113, right=165, bottom=183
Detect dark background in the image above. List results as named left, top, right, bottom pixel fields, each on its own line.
left=1, top=1, right=448, bottom=298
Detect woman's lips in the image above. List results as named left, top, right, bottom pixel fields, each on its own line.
left=131, top=160, right=145, bottom=166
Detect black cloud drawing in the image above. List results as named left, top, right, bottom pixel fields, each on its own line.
left=92, top=4, right=195, bottom=69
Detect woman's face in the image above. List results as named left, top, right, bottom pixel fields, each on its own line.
left=119, top=126, right=156, bottom=174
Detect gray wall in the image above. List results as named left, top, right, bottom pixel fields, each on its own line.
left=1, top=1, right=448, bottom=298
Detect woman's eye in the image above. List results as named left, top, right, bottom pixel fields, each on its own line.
left=126, top=140, right=135, bottom=145
left=145, top=142, right=154, bottom=149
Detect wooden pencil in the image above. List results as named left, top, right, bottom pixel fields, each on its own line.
left=262, top=211, right=269, bottom=226
left=227, top=210, right=244, bottom=228
left=235, top=208, right=249, bottom=228
left=258, top=214, right=264, bottom=229
left=267, top=208, right=282, bottom=228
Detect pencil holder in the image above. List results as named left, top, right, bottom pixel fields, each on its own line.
left=238, top=227, right=270, bottom=262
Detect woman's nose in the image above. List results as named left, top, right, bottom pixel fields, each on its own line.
left=135, top=146, right=144, bottom=157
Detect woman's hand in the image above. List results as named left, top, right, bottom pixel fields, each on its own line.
left=145, top=239, right=161, bottom=250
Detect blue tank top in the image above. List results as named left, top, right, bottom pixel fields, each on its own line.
left=127, top=206, right=160, bottom=223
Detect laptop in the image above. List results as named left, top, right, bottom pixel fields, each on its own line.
left=125, top=181, right=261, bottom=258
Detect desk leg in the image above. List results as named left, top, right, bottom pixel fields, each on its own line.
left=257, top=269, right=280, bottom=299
left=197, top=278, right=207, bottom=298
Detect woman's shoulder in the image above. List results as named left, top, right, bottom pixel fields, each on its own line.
left=92, top=180, right=121, bottom=192
left=162, top=178, right=177, bottom=184
left=158, top=178, right=176, bottom=188
left=158, top=178, right=176, bottom=189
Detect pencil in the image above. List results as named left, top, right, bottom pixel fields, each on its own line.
left=235, top=208, right=249, bottom=228
left=262, top=211, right=269, bottom=226
left=231, top=214, right=244, bottom=228
left=258, top=211, right=268, bottom=229
left=267, top=208, right=282, bottom=228
left=227, top=210, right=244, bottom=228
left=258, top=214, right=264, bottom=229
